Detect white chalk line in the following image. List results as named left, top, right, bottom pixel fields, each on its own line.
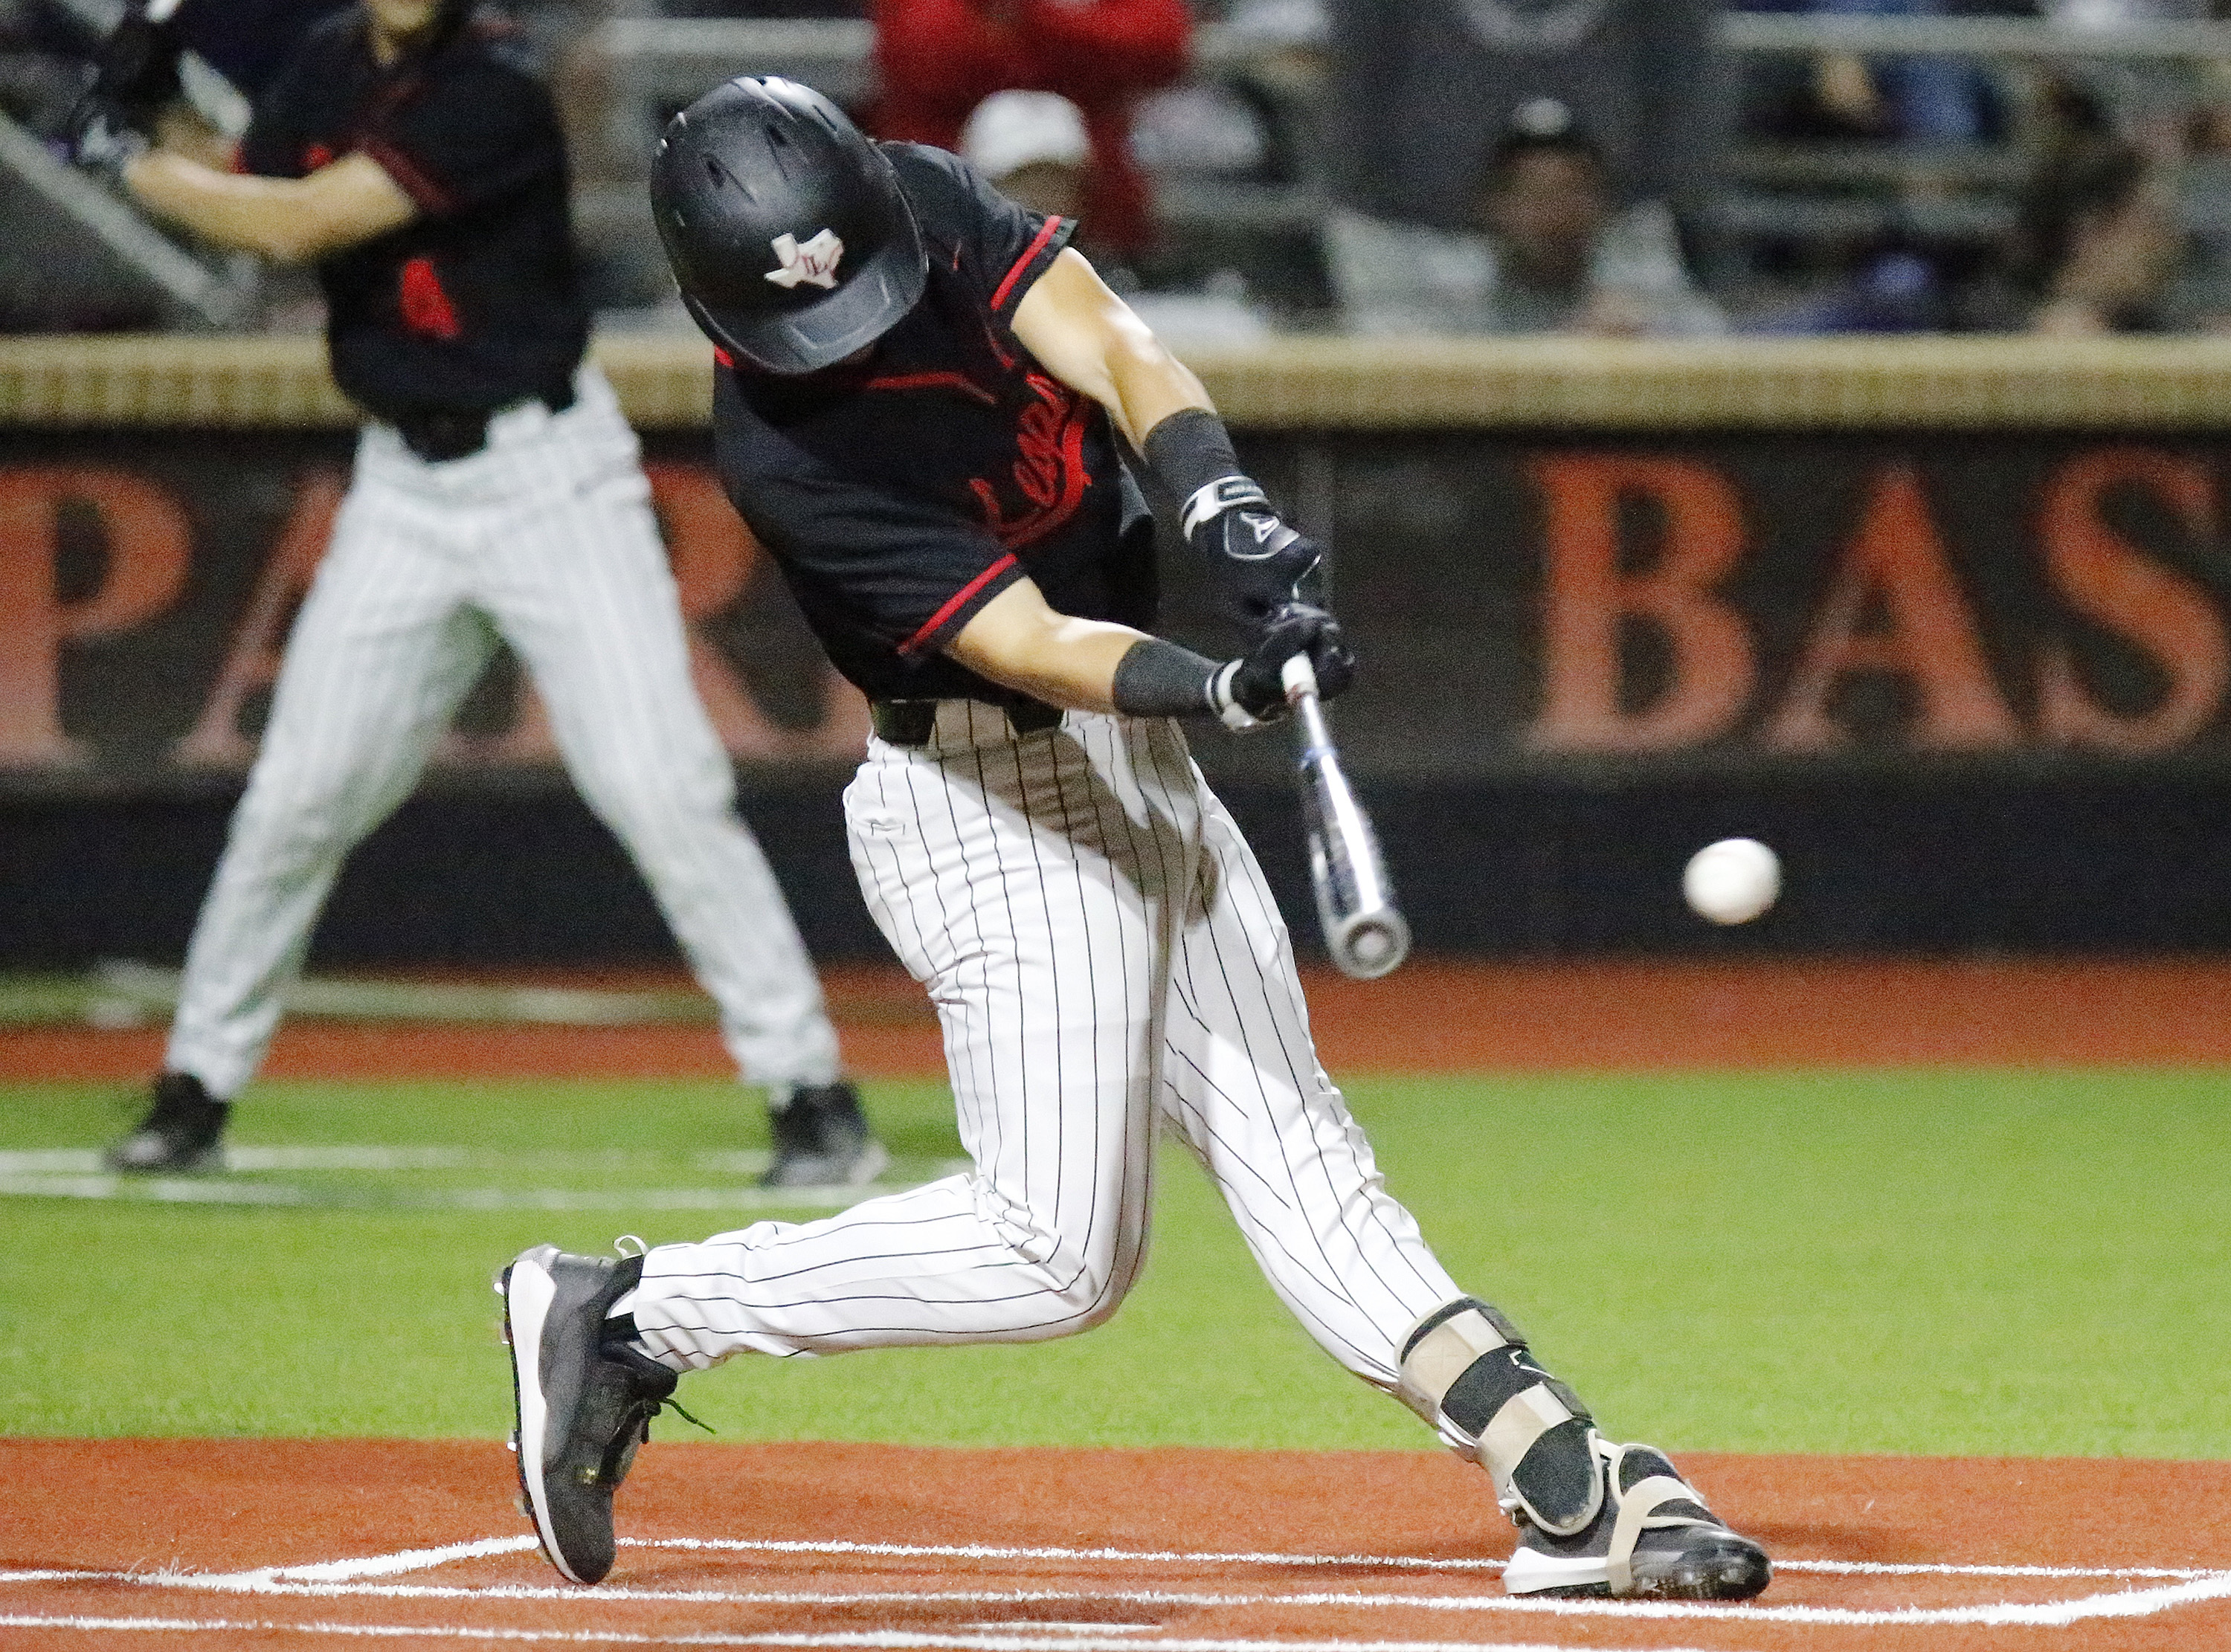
left=263, top=1535, right=544, bottom=1583
left=12, top=1561, right=2231, bottom=1630
left=0, top=1147, right=970, bottom=1213
left=615, top=1537, right=2224, bottom=1584
left=13, top=1530, right=2231, bottom=1633
left=1, top=1622, right=1718, bottom=1652
left=161, top=1532, right=2230, bottom=1587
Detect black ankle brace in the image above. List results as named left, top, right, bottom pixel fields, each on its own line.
left=1399, top=1297, right=1603, bottom=1536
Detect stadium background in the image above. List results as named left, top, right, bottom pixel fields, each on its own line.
left=13, top=335, right=2231, bottom=967
left=10, top=8, right=2231, bottom=1646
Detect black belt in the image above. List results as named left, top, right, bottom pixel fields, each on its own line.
left=392, top=381, right=578, bottom=463
left=871, top=699, right=1063, bottom=746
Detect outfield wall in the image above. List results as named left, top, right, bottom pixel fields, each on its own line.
left=5, top=335, right=2230, bottom=964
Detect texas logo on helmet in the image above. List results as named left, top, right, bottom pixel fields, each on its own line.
left=766, top=230, right=845, bottom=289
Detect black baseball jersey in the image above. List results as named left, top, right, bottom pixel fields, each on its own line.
left=711, top=143, right=1155, bottom=707
left=236, top=9, right=588, bottom=422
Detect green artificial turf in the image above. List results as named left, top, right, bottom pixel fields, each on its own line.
left=3, top=1068, right=2227, bottom=1458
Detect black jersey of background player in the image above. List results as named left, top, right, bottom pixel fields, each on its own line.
left=712, top=144, right=1156, bottom=708
left=236, top=6, right=588, bottom=422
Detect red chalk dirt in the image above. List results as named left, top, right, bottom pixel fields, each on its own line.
left=2, top=1439, right=2226, bottom=1651
left=7, top=959, right=2229, bottom=1649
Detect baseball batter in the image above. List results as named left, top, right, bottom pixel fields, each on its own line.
left=74, top=0, right=881, bottom=1188
left=498, top=78, right=1772, bottom=1604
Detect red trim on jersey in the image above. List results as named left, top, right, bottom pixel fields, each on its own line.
left=989, top=217, right=1064, bottom=313
left=362, top=135, right=454, bottom=216
left=866, top=370, right=997, bottom=406
left=398, top=256, right=462, bottom=340
left=898, top=552, right=1018, bottom=656
left=713, top=346, right=735, bottom=369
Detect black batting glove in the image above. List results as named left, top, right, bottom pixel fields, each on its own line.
left=66, top=94, right=149, bottom=185
left=1181, top=482, right=1327, bottom=622
left=1210, top=604, right=1356, bottom=729
left=87, top=5, right=183, bottom=119
left=1142, top=408, right=1326, bottom=622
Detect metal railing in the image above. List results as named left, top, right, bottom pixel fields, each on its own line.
left=588, top=13, right=2231, bottom=110
left=586, top=16, right=1335, bottom=103
left=1719, top=13, right=2231, bottom=60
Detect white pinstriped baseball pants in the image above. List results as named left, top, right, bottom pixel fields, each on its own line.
left=165, top=366, right=841, bottom=1099
left=628, top=703, right=1461, bottom=1396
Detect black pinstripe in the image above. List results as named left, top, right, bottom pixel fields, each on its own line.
left=629, top=708, right=1460, bottom=1384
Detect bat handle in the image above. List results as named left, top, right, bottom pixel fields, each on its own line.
left=1280, top=652, right=1333, bottom=756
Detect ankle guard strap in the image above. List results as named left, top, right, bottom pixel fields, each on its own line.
left=1399, top=1298, right=1603, bottom=1537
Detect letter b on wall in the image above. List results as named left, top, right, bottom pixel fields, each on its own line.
left=1525, top=454, right=1755, bottom=752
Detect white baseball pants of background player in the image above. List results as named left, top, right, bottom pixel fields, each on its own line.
left=164, top=365, right=841, bottom=1100
left=623, top=703, right=1462, bottom=1394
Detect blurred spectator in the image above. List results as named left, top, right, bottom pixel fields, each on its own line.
left=2040, top=0, right=2216, bottom=149
left=1129, top=0, right=1327, bottom=191
left=1326, top=0, right=1729, bottom=231
left=1742, top=244, right=1960, bottom=331
left=1324, top=101, right=1726, bottom=336
left=1984, top=137, right=2231, bottom=331
left=960, top=86, right=1089, bottom=217
left=872, top=0, right=1190, bottom=259
left=958, top=85, right=1274, bottom=340
left=1736, top=0, right=2000, bottom=144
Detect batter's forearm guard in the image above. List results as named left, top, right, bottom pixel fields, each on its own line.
left=1110, top=636, right=1272, bottom=731
left=1141, top=407, right=1322, bottom=620
left=1400, top=1297, right=1606, bottom=1537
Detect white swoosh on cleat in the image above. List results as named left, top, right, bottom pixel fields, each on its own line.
left=503, top=1257, right=577, bottom=1583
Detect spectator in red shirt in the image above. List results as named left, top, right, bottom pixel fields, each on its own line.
left=872, top=0, right=1189, bottom=257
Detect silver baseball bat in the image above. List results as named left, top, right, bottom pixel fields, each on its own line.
left=1281, top=654, right=1411, bottom=980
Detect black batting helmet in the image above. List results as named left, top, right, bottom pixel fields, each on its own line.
left=651, top=77, right=928, bottom=375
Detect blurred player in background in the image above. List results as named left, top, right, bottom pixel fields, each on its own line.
left=66, top=0, right=884, bottom=1190
left=495, top=77, right=1774, bottom=1608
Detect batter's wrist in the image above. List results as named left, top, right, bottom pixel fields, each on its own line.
left=1111, top=636, right=1223, bottom=720
left=1206, top=659, right=1267, bottom=731
left=1143, top=407, right=1267, bottom=543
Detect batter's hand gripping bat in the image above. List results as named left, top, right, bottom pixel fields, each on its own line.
left=1281, top=654, right=1410, bottom=980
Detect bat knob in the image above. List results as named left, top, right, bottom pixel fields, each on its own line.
left=1352, top=926, right=1397, bottom=969
left=1333, top=911, right=1411, bottom=981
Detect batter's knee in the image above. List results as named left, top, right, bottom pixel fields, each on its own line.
left=985, top=1200, right=1139, bottom=1338
left=1049, top=1264, right=1131, bottom=1335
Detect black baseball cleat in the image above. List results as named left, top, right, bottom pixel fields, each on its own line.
left=498, top=1244, right=700, bottom=1585
left=762, top=1081, right=889, bottom=1190
left=106, top=1072, right=230, bottom=1173
left=1501, top=1437, right=1771, bottom=1601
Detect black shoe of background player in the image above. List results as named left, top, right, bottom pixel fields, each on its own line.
left=106, top=1072, right=230, bottom=1173
left=762, top=1080, right=889, bottom=1190
left=499, top=1245, right=706, bottom=1585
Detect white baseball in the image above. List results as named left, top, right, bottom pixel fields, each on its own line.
left=1683, top=838, right=1781, bottom=926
